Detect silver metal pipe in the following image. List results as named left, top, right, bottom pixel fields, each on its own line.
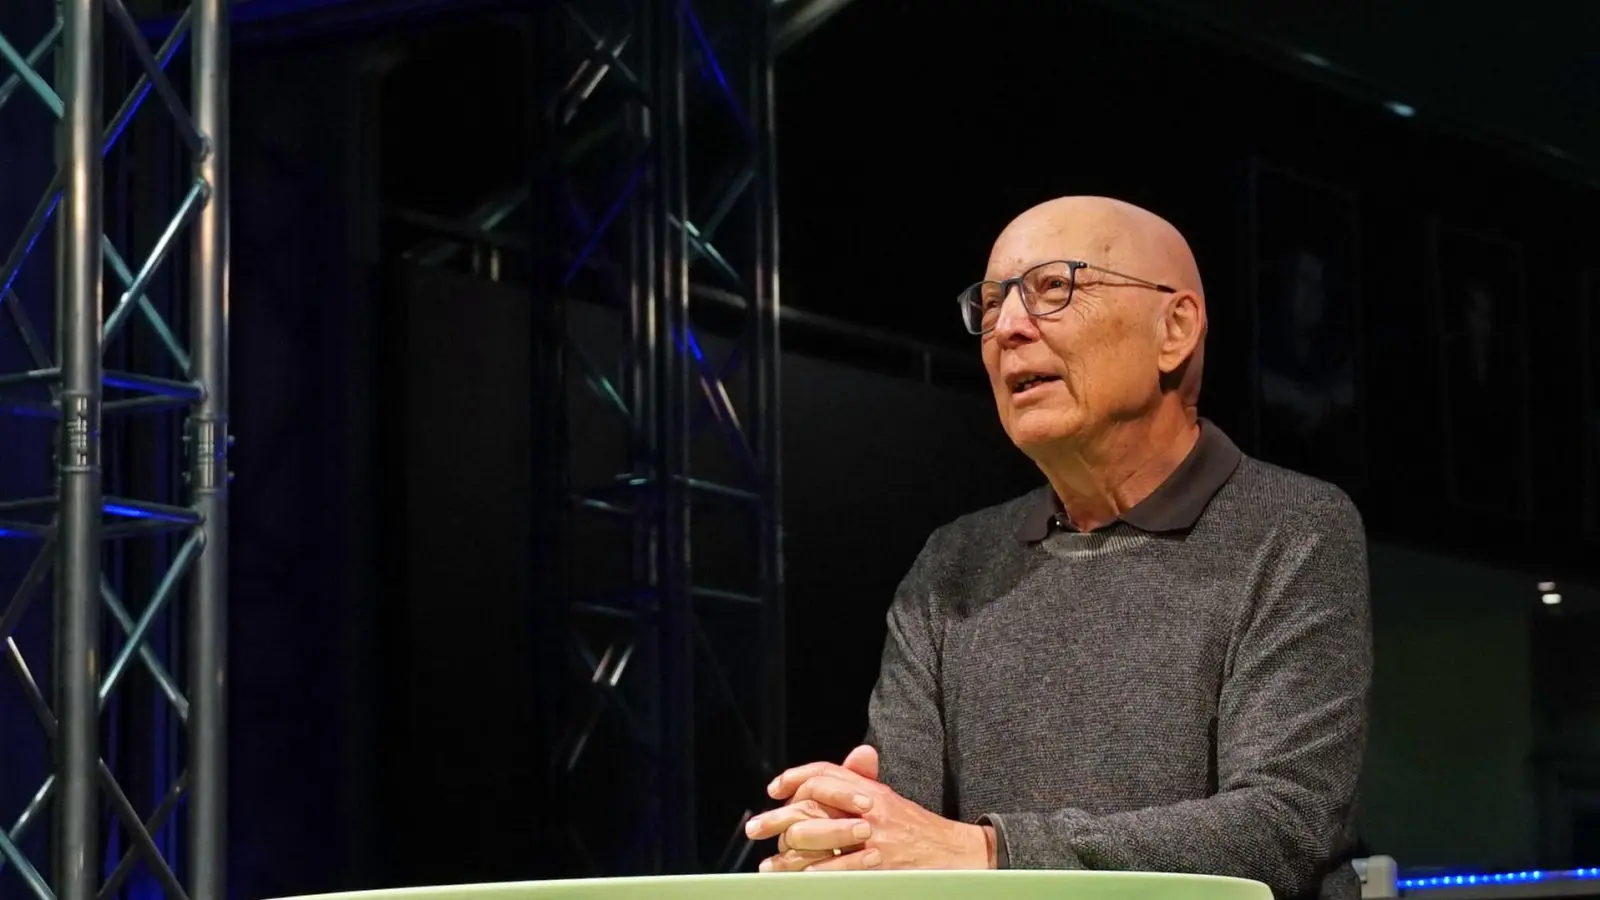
left=55, top=0, right=104, bottom=896
left=187, top=0, right=231, bottom=894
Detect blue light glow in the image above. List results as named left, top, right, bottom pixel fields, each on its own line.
left=1399, top=867, right=1600, bottom=891
left=103, top=503, right=160, bottom=519
left=562, top=162, right=643, bottom=287
left=681, top=0, right=752, bottom=138
left=684, top=327, right=707, bottom=363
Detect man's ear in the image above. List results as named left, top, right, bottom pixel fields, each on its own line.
left=1156, top=291, right=1204, bottom=376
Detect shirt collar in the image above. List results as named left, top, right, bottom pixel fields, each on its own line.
left=1016, top=419, right=1243, bottom=542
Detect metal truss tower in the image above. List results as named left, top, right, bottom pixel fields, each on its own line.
left=527, top=0, right=783, bottom=876
left=0, top=0, right=229, bottom=897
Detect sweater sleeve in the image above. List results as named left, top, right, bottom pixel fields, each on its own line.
left=978, top=493, right=1372, bottom=898
left=863, top=535, right=949, bottom=816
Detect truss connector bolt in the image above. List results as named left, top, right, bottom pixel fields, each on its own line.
left=187, top=416, right=230, bottom=490
left=63, top=391, right=98, bottom=469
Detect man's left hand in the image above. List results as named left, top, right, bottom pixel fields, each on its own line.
left=747, top=760, right=995, bottom=872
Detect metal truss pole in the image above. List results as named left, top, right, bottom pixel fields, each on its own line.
left=522, top=0, right=784, bottom=875
left=58, top=4, right=107, bottom=900
left=0, top=0, right=230, bottom=897
left=388, top=0, right=782, bottom=875
left=187, top=0, right=229, bottom=896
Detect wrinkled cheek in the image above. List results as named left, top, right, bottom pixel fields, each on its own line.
left=1059, top=365, right=1088, bottom=412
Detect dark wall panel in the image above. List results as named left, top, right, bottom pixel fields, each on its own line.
left=375, top=263, right=539, bottom=888
left=229, top=36, right=382, bottom=899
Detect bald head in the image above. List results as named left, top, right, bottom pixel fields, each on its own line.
left=986, top=196, right=1206, bottom=405
left=992, top=196, right=1203, bottom=296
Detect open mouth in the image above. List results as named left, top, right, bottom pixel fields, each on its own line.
left=1009, top=374, right=1062, bottom=395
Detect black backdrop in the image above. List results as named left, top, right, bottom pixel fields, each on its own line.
left=226, top=40, right=382, bottom=896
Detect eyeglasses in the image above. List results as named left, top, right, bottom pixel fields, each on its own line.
left=957, top=259, right=1176, bottom=335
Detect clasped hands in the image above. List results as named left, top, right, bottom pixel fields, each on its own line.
left=745, top=744, right=996, bottom=872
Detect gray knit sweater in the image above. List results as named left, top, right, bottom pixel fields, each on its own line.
left=864, top=431, right=1370, bottom=900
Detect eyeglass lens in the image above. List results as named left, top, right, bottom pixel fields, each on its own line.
left=960, top=261, right=1078, bottom=333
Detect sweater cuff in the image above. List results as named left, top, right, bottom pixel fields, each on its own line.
left=976, top=814, right=1010, bottom=868
left=977, top=811, right=1090, bottom=870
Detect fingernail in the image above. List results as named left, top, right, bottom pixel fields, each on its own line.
left=746, top=818, right=761, bottom=837
left=852, top=822, right=872, bottom=841
left=759, top=859, right=773, bottom=873
left=863, top=848, right=882, bottom=868
left=767, top=778, right=780, bottom=796
left=852, top=793, right=873, bottom=811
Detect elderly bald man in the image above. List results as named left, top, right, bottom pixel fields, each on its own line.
left=747, top=197, right=1371, bottom=900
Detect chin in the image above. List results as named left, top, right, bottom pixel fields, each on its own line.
left=1003, top=406, right=1085, bottom=454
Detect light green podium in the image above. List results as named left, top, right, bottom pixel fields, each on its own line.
left=278, top=871, right=1272, bottom=900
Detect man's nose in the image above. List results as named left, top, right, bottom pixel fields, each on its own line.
left=992, top=286, right=1037, bottom=342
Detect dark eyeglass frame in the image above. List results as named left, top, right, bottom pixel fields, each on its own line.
left=957, top=259, right=1177, bottom=336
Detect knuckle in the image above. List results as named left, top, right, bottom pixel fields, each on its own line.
left=786, top=821, right=823, bottom=849
left=800, top=776, right=835, bottom=797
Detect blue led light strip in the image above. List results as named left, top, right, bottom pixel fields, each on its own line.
left=1400, top=868, right=1600, bottom=891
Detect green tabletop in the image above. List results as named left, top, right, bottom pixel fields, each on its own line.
left=277, top=871, right=1272, bottom=900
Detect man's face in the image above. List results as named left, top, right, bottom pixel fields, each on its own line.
left=980, top=223, right=1165, bottom=455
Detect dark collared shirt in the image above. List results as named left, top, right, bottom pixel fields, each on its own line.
left=1015, top=420, right=1244, bottom=541
left=864, top=421, right=1371, bottom=900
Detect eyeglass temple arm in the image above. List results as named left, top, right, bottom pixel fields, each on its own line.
left=1082, top=263, right=1177, bottom=293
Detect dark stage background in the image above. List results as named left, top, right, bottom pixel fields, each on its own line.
left=3, top=0, right=1600, bottom=897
